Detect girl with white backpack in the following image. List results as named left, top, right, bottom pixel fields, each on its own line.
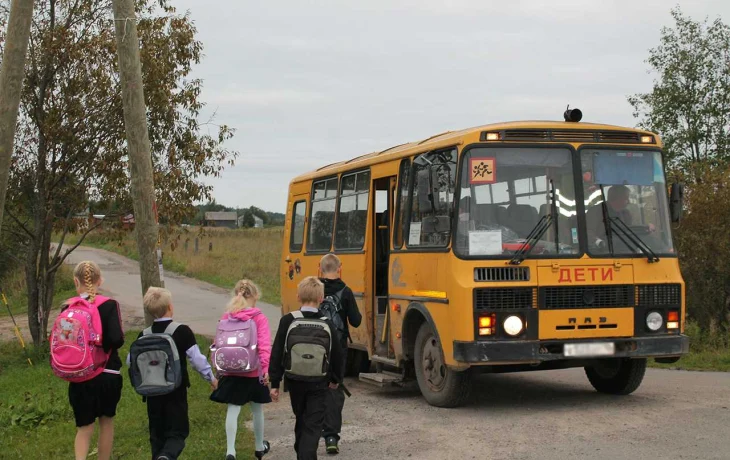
left=210, top=280, right=272, bottom=460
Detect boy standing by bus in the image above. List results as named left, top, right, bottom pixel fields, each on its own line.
left=318, top=254, right=361, bottom=455
left=269, top=276, right=345, bottom=460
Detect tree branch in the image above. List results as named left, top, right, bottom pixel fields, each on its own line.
left=48, top=218, right=106, bottom=272
left=4, top=208, right=34, bottom=239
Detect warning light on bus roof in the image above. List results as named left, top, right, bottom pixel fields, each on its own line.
left=485, top=132, right=500, bottom=141
left=640, top=135, right=655, bottom=144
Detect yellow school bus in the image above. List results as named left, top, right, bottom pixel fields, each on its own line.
left=280, top=109, right=688, bottom=407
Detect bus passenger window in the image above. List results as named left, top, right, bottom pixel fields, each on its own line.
left=290, top=201, right=307, bottom=252
left=335, top=170, right=370, bottom=250
left=308, top=177, right=338, bottom=252
left=407, top=149, right=457, bottom=248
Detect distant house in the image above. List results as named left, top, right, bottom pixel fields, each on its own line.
left=121, top=213, right=135, bottom=230
left=204, top=211, right=238, bottom=229
left=253, top=215, right=264, bottom=228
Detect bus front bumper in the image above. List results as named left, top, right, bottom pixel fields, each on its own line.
left=453, top=335, right=689, bottom=364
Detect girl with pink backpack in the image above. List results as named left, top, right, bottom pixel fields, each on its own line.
left=50, top=261, right=124, bottom=460
left=210, top=280, right=272, bottom=460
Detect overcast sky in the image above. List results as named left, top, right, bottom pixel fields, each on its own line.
left=173, top=0, right=730, bottom=213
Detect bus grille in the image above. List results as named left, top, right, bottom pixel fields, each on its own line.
left=637, top=284, right=681, bottom=307
left=474, top=267, right=530, bottom=282
left=474, top=288, right=533, bottom=310
left=539, top=285, right=634, bottom=309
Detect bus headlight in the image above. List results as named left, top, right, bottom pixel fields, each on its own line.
left=646, top=312, right=663, bottom=331
left=503, top=315, right=524, bottom=337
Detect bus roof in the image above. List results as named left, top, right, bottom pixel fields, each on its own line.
left=291, top=120, right=660, bottom=184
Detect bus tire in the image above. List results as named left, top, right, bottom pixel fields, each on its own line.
left=414, top=323, right=472, bottom=407
left=585, top=358, right=647, bottom=395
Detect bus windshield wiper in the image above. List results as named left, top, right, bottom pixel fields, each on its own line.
left=509, top=182, right=557, bottom=265
left=608, top=216, right=660, bottom=263
left=597, top=184, right=659, bottom=263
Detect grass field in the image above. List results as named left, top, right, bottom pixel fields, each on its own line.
left=62, top=227, right=284, bottom=305
left=0, top=332, right=255, bottom=459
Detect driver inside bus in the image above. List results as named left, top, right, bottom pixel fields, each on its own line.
left=587, top=184, right=655, bottom=247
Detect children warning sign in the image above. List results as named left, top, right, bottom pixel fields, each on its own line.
left=470, top=158, right=496, bottom=184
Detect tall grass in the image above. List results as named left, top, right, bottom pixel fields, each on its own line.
left=0, top=264, right=76, bottom=317
left=63, top=227, right=284, bottom=305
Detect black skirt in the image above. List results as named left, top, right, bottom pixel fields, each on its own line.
left=210, top=376, right=272, bottom=405
left=68, top=372, right=123, bottom=427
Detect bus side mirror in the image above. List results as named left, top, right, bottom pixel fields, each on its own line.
left=669, top=182, right=684, bottom=223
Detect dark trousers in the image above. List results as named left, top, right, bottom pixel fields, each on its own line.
left=323, top=341, right=347, bottom=441
left=146, top=388, right=189, bottom=460
left=288, top=381, right=329, bottom=460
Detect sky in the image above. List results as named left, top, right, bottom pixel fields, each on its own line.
left=173, top=0, right=730, bottom=213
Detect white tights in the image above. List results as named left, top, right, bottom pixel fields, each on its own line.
left=226, top=403, right=265, bottom=456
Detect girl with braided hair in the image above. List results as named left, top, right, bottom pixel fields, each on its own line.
left=66, top=261, right=124, bottom=460
left=210, top=280, right=272, bottom=460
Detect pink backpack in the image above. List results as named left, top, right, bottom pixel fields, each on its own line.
left=211, top=316, right=259, bottom=376
left=50, top=295, right=111, bottom=383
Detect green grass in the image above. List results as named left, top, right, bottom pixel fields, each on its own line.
left=0, top=332, right=255, bottom=459
left=650, top=350, right=730, bottom=372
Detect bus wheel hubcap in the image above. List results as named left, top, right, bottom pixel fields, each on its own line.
left=423, top=336, right=446, bottom=390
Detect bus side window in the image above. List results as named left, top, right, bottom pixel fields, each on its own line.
left=308, top=177, right=338, bottom=252
left=290, top=200, right=307, bottom=253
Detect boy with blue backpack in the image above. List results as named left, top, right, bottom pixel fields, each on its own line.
left=128, top=287, right=217, bottom=460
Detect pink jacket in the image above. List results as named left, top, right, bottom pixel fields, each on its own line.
left=222, top=308, right=272, bottom=377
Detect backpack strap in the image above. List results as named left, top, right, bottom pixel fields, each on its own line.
left=291, top=311, right=304, bottom=319
left=164, top=321, right=181, bottom=336
left=142, top=326, right=153, bottom=336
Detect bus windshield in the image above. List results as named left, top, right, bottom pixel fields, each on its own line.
left=455, top=147, right=579, bottom=258
left=581, top=149, right=674, bottom=256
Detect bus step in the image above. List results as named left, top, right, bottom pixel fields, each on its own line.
left=359, top=372, right=404, bottom=387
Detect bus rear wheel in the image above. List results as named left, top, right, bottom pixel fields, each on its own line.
left=414, top=323, right=472, bottom=407
left=585, top=358, right=647, bottom=395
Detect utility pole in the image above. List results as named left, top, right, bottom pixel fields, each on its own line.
left=111, top=0, right=160, bottom=325
left=0, top=0, right=34, bottom=231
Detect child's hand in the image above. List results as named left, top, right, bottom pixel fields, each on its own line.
left=210, top=378, right=219, bottom=391
left=270, top=388, right=279, bottom=402
left=328, top=382, right=339, bottom=390
left=262, top=373, right=270, bottom=386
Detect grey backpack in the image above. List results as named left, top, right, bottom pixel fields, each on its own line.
left=284, top=311, right=332, bottom=382
left=128, top=322, right=182, bottom=396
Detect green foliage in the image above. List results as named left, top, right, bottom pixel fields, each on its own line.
left=628, top=7, right=730, bottom=170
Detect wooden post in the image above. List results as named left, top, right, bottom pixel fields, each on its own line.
left=184, top=239, right=189, bottom=252
left=194, top=237, right=199, bottom=253
left=111, top=0, right=161, bottom=326
left=0, top=0, right=35, bottom=230
left=209, top=241, right=213, bottom=252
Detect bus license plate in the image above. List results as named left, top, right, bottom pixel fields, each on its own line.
left=564, top=342, right=615, bottom=357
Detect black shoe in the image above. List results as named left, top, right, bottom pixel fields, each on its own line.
left=225, top=455, right=235, bottom=460
left=254, top=440, right=271, bottom=459
left=325, top=436, right=339, bottom=455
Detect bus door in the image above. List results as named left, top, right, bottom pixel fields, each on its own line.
left=282, top=193, right=309, bottom=314
left=372, top=176, right=396, bottom=358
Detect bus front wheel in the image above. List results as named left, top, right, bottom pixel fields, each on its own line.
left=585, top=358, right=647, bottom=395
left=413, top=323, right=472, bottom=407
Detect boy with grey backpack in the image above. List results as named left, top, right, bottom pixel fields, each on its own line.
left=269, top=277, right=345, bottom=460
left=128, top=288, right=218, bottom=460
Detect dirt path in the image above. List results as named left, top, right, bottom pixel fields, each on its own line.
left=4, top=246, right=730, bottom=459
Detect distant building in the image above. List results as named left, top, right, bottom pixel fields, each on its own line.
left=253, top=215, right=264, bottom=228
left=121, top=213, right=135, bottom=230
left=204, top=211, right=238, bottom=229
left=237, top=214, right=246, bottom=228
